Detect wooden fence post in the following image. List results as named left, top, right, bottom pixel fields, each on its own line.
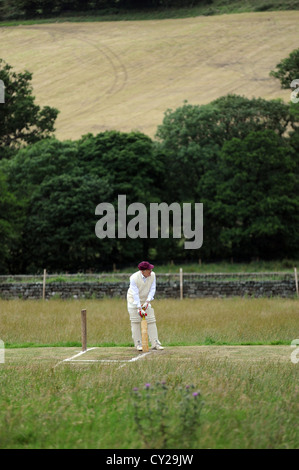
left=295, top=267, right=298, bottom=297
left=42, top=269, right=46, bottom=300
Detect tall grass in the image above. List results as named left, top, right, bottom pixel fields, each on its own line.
left=0, top=297, right=298, bottom=449
left=1, top=297, right=298, bottom=347
left=0, top=351, right=298, bottom=448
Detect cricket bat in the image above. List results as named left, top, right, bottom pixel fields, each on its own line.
left=141, top=316, right=149, bottom=352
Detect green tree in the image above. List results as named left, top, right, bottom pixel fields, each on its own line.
left=1, top=132, right=167, bottom=272
left=77, top=131, right=166, bottom=265
left=0, top=59, right=59, bottom=158
left=0, top=138, right=84, bottom=272
left=2, top=138, right=80, bottom=197
left=22, top=173, right=112, bottom=272
left=155, top=95, right=296, bottom=202
left=0, top=171, right=23, bottom=273
left=205, top=130, right=299, bottom=259
left=270, top=48, right=299, bottom=89
left=77, top=130, right=164, bottom=203
left=0, top=0, right=214, bottom=20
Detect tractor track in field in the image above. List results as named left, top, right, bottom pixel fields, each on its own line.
left=1, top=12, right=299, bottom=139
left=21, top=24, right=128, bottom=101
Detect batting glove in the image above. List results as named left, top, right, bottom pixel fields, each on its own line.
left=139, top=308, right=147, bottom=318
left=142, top=302, right=150, bottom=311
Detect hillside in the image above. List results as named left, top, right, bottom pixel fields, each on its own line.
left=1, top=11, right=298, bottom=141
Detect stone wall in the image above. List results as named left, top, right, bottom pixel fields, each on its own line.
left=0, top=279, right=296, bottom=300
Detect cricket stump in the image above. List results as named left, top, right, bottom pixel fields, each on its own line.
left=81, top=309, right=87, bottom=352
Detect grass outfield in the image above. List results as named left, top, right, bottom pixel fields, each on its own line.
left=2, top=297, right=299, bottom=347
left=1, top=11, right=298, bottom=141
left=1, top=345, right=298, bottom=449
left=1, top=298, right=298, bottom=449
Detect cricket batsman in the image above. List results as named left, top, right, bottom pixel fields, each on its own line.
left=127, top=261, right=164, bottom=351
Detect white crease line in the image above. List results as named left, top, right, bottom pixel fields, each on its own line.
left=54, top=348, right=153, bottom=368
left=71, top=359, right=129, bottom=363
left=63, top=347, right=98, bottom=362
left=54, top=347, right=98, bottom=368
left=129, top=352, right=152, bottom=362
left=72, top=352, right=153, bottom=364
left=117, top=351, right=153, bottom=369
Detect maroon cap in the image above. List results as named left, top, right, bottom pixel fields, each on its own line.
left=138, top=261, right=154, bottom=271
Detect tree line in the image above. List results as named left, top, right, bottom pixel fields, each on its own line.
left=0, top=52, right=298, bottom=273
left=0, top=0, right=212, bottom=20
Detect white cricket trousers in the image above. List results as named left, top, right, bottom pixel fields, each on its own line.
left=127, top=303, right=159, bottom=347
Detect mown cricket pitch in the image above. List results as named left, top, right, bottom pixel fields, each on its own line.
left=4, top=345, right=294, bottom=368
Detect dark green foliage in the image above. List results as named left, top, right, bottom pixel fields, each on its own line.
left=77, top=131, right=164, bottom=204
left=1, top=77, right=298, bottom=271
left=155, top=95, right=296, bottom=201
left=1, top=132, right=165, bottom=272
left=2, top=0, right=299, bottom=21
left=205, top=130, right=299, bottom=259
left=270, top=48, right=299, bottom=89
left=0, top=59, right=59, bottom=158
left=22, top=173, right=113, bottom=272
left=0, top=0, right=214, bottom=20
left=0, top=171, right=24, bottom=273
left=0, top=138, right=86, bottom=272
left=156, top=95, right=299, bottom=261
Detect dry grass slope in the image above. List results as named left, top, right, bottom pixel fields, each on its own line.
left=1, top=11, right=298, bottom=140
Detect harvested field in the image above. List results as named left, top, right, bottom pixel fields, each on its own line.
left=1, top=11, right=297, bottom=140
